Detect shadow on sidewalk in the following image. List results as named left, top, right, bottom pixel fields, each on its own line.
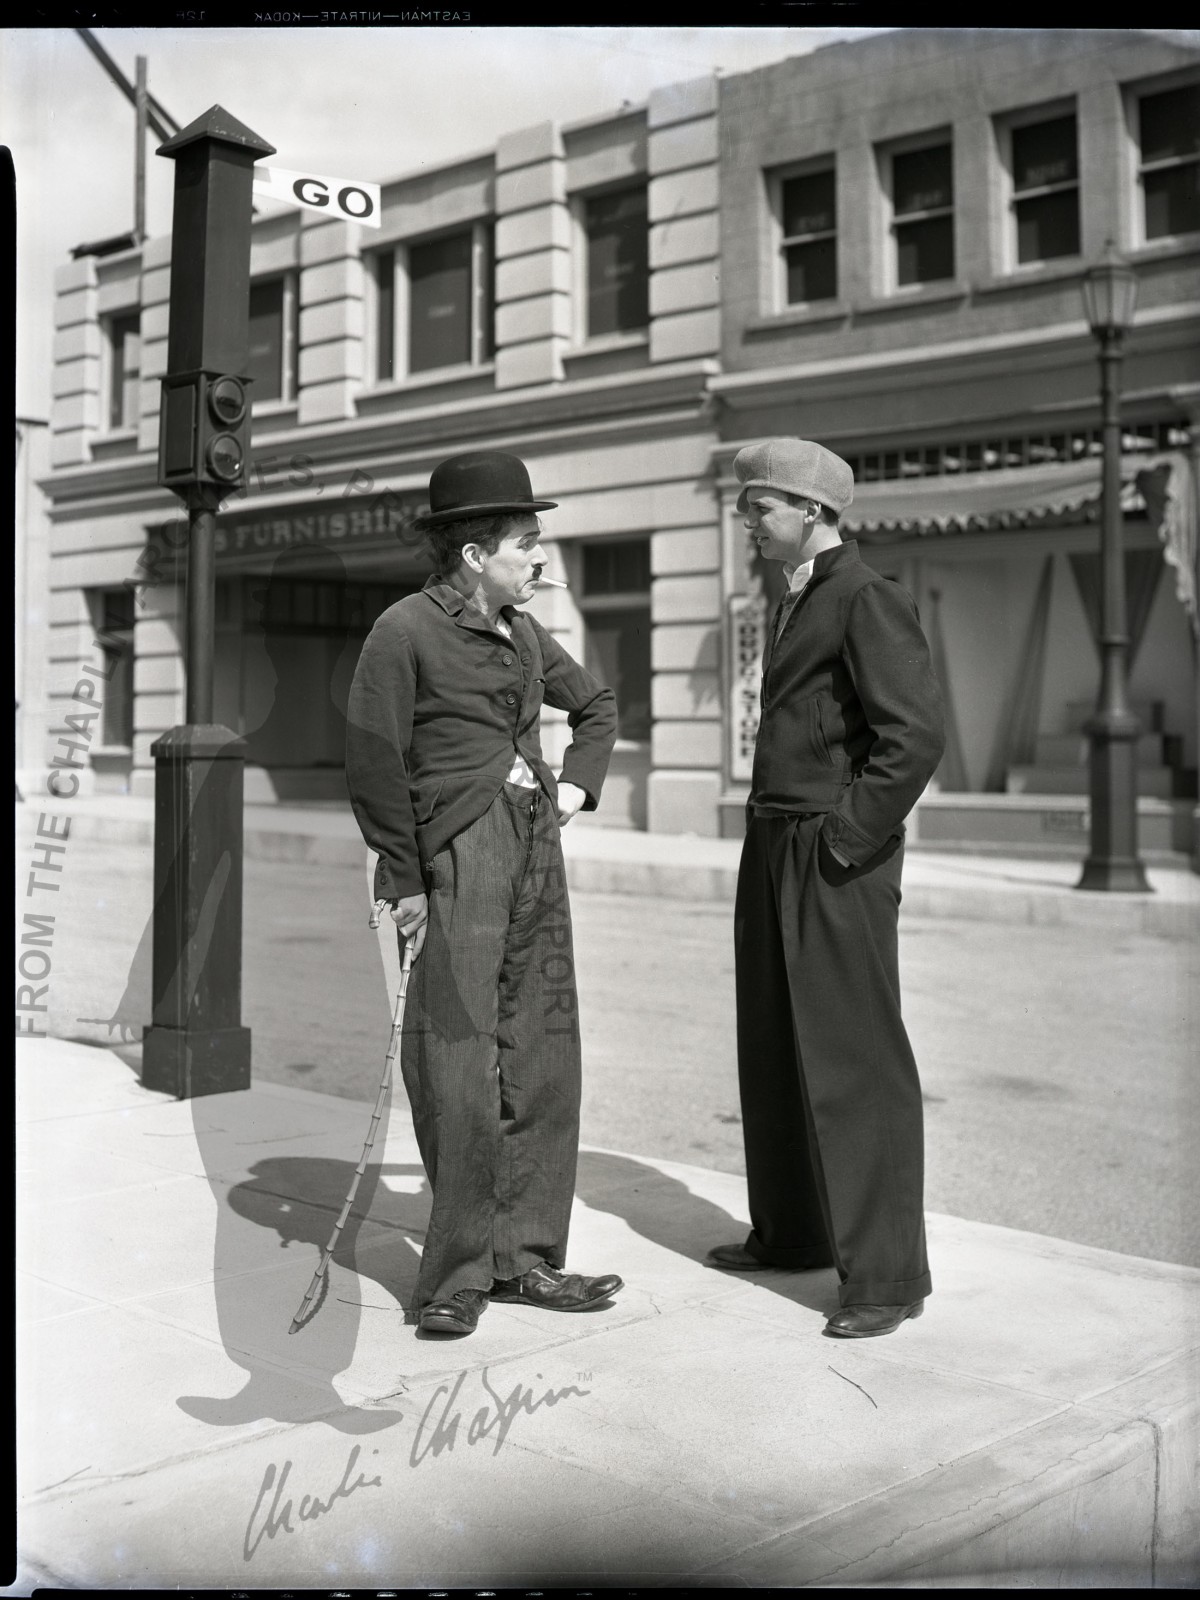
left=177, top=1126, right=430, bottom=1436
left=576, top=1150, right=838, bottom=1316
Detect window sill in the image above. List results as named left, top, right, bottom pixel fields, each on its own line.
left=91, top=429, right=139, bottom=459
left=744, top=302, right=848, bottom=334
left=973, top=259, right=1086, bottom=295
left=365, top=362, right=495, bottom=396
left=565, top=331, right=648, bottom=358
left=252, top=396, right=299, bottom=428
left=854, top=283, right=969, bottom=316
left=90, top=745, right=132, bottom=759
left=1125, top=234, right=1200, bottom=263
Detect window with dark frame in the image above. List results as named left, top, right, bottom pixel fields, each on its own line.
left=409, top=230, right=474, bottom=372
left=477, top=224, right=496, bottom=364
left=1138, top=81, right=1200, bottom=240
left=375, top=226, right=495, bottom=380
left=107, top=311, right=140, bottom=431
left=248, top=278, right=291, bottom=404
left=891, top=141, right=955, bottom=287
left=97, top=589, right=135, bottom=747
left=376, top=250, right=396, bottom=382
left=579, top=537, right=651, bottom=742
left=780, top=166, right=837, bottom=304
left=1011, top=113, right=1080, bottom=263
left=583, top=185, right=649, bottom=338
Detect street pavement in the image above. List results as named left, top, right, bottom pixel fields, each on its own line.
left=15, top=799, right=1200, bottom=1589
left=18, top=809, right=1200, bottom=1268
left=15, top=1037, right=1200, bottom=1590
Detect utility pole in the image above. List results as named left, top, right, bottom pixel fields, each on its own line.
left=134, top=56, right=148, bottom=243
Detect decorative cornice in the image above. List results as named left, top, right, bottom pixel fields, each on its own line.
left=41, top=360, right=719, bottom=513
left=711, top=304, right=1200, bottom=409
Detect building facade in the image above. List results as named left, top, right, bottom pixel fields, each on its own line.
left=38, top=29, right=1200, bottom=854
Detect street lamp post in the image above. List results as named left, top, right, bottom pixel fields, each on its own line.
left=1077, top=241, right=1152, bottom=894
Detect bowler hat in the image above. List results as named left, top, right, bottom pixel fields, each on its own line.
left=412, top=450, right=557, bottom=530
left=734, top=438, right=854, bottom=516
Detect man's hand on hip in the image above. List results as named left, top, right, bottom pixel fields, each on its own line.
left=556, top=781, right=587, bottom=826
left=388, top=892, right=428, bottom=958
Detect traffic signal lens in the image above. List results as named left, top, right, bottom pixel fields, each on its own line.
left=208, top=376, right=247, bottom=426
left=206, top=433, right=245, bottom=481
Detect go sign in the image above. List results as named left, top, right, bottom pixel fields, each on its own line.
left=251, top=165, right=382, bottom=228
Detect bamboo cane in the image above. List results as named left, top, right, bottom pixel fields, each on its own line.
left=289, top=908, right=415, bottom=1334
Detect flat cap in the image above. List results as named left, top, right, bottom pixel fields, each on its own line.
left=734, top=438, right=854, bottom=516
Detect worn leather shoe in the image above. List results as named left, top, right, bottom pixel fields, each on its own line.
left=490, top=1262, right=623, bottom=1311
left=418, top=1288, right=490, bottom=1336
left=707, top=1242, right=774, bottom=1271
left=823, top=1300, right=924, bottom=1339
left=707, top=1241, right=832, bottom=1272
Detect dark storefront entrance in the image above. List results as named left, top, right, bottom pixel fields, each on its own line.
left=162, top=492, right=434, bottom=801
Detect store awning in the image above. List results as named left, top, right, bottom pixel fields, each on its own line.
left=840, top=450, right=1198, bottom=634
left=838, top=457, right=1152, bottom=538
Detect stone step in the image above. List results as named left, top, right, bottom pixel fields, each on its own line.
left=916, top=790, right=1194, bottom=858
left=1034, top=732, right=1168, bottom=767
left=1007, top=765, right=1176, bottom=799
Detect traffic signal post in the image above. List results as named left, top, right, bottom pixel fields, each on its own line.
left=141, top=107, right=275, bottom=1099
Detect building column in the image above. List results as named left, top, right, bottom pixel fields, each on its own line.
left=1079, top=80, right=1133, bottom=258
left=838, top=140, right=879, bottom=304
left=298, top=217, right=365, bottom=426
left=647, top=75, right=721, bottom=366
left=647, top=514, right=724, bottom=836
left=138, top=234, right=171, bottom=455
left=955, top=114, right=995, bottom=281
left=494, top=122, right=571, bottom=390
left=50, top=257, right=100, bottom=469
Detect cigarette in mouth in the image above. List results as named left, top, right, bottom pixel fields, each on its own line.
left=536, top=576, right=569, bottom=588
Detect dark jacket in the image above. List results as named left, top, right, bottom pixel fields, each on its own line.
left=346, top=578, right=617, bottom=899
left=752, top=540, right=945, bottom=866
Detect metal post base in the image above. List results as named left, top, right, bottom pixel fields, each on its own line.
left=1076, top=857, right=1151, bottom=893
left=142, top=1024, right=251, bottom=1098
left=1076, top=720, right=1153, bottom=895
left=141, top=724, right=251, bottom=1097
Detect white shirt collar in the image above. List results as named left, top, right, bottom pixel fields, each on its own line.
left=782, top=559, right=815, bottom=595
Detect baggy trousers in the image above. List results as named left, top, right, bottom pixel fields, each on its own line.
left=734, top=811, right=932, bottom=1307
left=400, top=782, right=581, bottom=1313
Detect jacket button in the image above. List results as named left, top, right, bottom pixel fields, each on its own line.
left=501, top=653, right=513, bottom=666
left=505, top=692, right=516, bottom=705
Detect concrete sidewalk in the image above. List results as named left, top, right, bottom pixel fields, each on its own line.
left=16, top=792, right=1200, bottom=938
left=17, top=1037, right=1199, bottom=1590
